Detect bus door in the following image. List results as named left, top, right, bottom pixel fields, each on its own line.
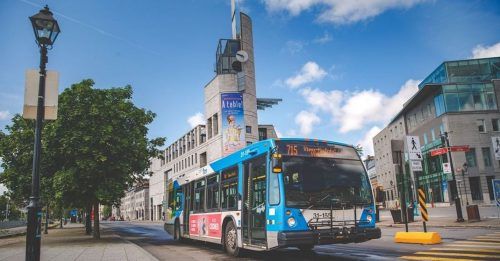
left=242, top=155, right=267, bottom=246
left=182, top=182, right=192, bottom=235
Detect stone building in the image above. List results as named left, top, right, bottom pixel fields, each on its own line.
left=373, top=57, right=500, bottom=207
left=146, top=10, right=279, bottom=221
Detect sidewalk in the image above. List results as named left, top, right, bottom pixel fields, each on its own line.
left=0, top=223, right=158, bottom=261
left=377, top=207, right=500, bottom=229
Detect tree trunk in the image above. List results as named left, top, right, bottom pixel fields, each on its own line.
left=85, top=205, right=92, bottom=235
left=93, top=202, right=100, bottom=239
left=60, top=208, right=63, bottom=228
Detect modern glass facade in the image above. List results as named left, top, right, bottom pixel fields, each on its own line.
left=433, top=83, right=497, bottom=116
left=419, top=57, right=500, bottom=88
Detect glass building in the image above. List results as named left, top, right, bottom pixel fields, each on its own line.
left=374, top=57, right=500, bottom=207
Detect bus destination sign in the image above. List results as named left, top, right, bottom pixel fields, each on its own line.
left=276, top=141, right=358, bottom=160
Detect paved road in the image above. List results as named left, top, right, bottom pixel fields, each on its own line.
left=102, top=221, right=499, bottom=260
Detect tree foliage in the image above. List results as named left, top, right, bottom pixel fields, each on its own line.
left=0, top=79, right=164, bottom=238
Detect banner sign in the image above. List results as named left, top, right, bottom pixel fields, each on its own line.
left=221, top=93, right=245, bottom=156
left=493, top=179, right=500, bottom=207
left=189, top=213, right=222, bottom=238
left=492, top=137, right=500, bottom=160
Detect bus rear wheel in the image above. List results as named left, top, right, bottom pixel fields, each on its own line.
left=224, top=221, right=240, bottom=256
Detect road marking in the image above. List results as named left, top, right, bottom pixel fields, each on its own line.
left=453, top=240, right=500, bottom=245
left=413, top=251, right=499, bottom=258
left=429, top=247, right=500, bottom=254
left=447, top=243, right=500, bottom=248
left=470, top=238, right=500, bottom=242
left=400, top=256, right=477, bottom=261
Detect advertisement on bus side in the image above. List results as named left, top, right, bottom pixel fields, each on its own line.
left=189, top=213, right=222, bottom=238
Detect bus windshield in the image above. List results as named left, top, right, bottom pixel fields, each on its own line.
left=282, top=156, right=373, bottom=209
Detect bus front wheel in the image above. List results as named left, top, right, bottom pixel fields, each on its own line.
left=224, top=221, right=240, bottom=256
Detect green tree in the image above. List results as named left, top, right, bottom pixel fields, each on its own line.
left=0, top=115, right=57, bottom=207
left=51, top=79, right=164, bottom=238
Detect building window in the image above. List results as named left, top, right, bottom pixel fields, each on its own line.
left=469, top=176, right=483, bottom=201
left=258, top=128, right=267, bottom=141
left=246, top=125, right=252, bottom=134
left=423, top=133, right=428, bottom=144
left=477, top=119, right=486, bottom=132
left=213, top=113, right=218, bottom=136
left=465, top=148, right=477, bottom=167
left=439, top=124, right=445, bottom=135
left=431, top=128, right=435, bottom=141
left=246, top=141, right=252, bottom=146
left=482, top=147, right=492, bottom=167
left=492, top=119, right=499, bottom=132
left=486, top=176, right=495, bottom=200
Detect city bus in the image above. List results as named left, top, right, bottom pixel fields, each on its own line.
left=164, top=138, right=381, bottom=256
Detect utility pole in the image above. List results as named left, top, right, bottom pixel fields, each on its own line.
left=441, top=132, right=464, bottom=222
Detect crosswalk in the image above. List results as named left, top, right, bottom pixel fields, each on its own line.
left=400, top=231, right=500, bottom=261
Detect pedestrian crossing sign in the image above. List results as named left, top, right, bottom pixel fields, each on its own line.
left=406, top=136, right=423, bottom=161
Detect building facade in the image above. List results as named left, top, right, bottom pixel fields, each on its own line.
left=142, top=11, right=279, bottom=221
left=373, top=57, right=500, bottom=207
left=119, top=181, right=149, bottom=221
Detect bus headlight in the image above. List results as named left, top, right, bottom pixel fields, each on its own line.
left=366, top=214, right=373, bottom=222
left=287, top=217, right=296, bottom=227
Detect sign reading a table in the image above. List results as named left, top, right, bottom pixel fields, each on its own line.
left=406, top=136, right=423, bottom=161
left=493, top=179, right=500, bottom=207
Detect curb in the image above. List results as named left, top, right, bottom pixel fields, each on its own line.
left=115, top=234, right=160, bottom=261
left=0, top=223, right=60, bottom=239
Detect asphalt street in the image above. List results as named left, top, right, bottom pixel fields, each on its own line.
left=101, top=220, right=499, bottom=261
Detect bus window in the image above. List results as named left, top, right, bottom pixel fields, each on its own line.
left=269, top=167, right=280, bottom=205
left=206, top=174, right=220, bottom=211
left=194, top=179, right=206, bottom=212
left=221, top=166, right=238, bottom=210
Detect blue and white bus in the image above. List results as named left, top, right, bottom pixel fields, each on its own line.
left=164, top=138, right=381, bottom=256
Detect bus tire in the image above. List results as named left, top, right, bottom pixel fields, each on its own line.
left=224, top=221, right=240, bottom=256
left=298, top=245, right=314, bottom=252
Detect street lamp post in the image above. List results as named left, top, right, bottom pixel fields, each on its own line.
left=462, top=163, right=469, bottom=206
left=26, top=5, right=60, bottom=261
left=440, top=132, right=464, bottom=222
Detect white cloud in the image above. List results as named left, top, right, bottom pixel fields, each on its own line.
left=356, top=126, right=382, bottom=157
left=471, top=42, right=500, bottom=59
left=187, top=112, right=205, bottom=128
left=263, top=0, right=429, bottom=25
left=285, top=61, right=327, bottom=88
left=313, top=31, right=332, bottom=44
left=283, top=40, right=306, bottom=54
left=300, top=79, right=420, bottom=133
left=0, top=110, right=11, bottom=120
left=295, top=110, right=321, bottom=136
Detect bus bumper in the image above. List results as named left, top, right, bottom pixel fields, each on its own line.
left=277, top=227, right=381, bottom=247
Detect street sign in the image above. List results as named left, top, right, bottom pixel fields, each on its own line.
left=493, top=179, right=500, bottom=207
left=442, top=163, right=451, bottom=174
left=410, top=160, right=423, bottom=171
left=450, top=145, right=470, bottom=152
left=406, top=136, right=423, bottom=161
left=492, top=137, right=500, bottom=160
left=430, top=148, right=448, bottom=156
left=23, top=69, right=59, bottom=120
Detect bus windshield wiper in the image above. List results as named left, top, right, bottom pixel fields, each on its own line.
left=302, top=194, right=339, bottom=212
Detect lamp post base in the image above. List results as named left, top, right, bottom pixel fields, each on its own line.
left=25, top=198, right=42, bottom=261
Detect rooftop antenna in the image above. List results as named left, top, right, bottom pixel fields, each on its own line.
left=231, top=0, right=237, bottom=39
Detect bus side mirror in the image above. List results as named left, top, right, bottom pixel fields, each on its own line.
left=271, top=153, right=282, bottom=173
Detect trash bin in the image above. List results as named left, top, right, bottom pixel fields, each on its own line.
left=466, top=205, right=480, bottom=221
left=407, top=206, right=414, bottom=222
left=390, top=209, right=402, bottom=224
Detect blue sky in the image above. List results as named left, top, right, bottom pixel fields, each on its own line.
left=1, top=0, right=500, bottom=163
